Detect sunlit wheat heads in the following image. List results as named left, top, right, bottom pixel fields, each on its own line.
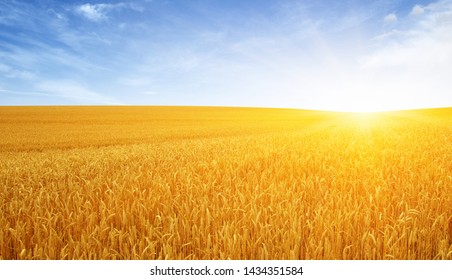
left=0, top=106, right=451, bottom=259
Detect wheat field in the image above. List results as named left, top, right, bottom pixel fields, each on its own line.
left=0, top=106, right=451, bottom=260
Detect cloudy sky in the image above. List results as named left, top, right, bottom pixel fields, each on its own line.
left=1, top=0, right=451, bottom=111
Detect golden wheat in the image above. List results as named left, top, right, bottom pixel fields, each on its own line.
left=0, top=106, right=451, bottom=259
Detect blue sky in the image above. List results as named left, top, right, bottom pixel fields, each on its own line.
left=1, top=0, right=451, bottom=111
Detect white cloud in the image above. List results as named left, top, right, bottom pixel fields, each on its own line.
left=384, top=13, right=398, bottom=24
left=128, top=2, right=146, bottom=13
left=76, top=4, right=107, bottom=22
left=411, top=5, right=425, bottom=16
left=366, top=1, right=452, bottom=68
left=354, top=1, right=452, bottom=110
left=3, top=0, right=450, bottom=109
left=75, top=2, right=130, bottom=22
left=0, top=63, right=37, bottom=80
left=119, top=0, right=452, bottom=111
left=221, top=0, right=452, bottom=111
left=371, top=29, right=403, bottom=42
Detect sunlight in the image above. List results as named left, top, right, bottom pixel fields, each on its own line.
left=326, top=89, right=413, bottom=113
left=347, top=111, right=382, bottom=124
left=337, top=104, right=386, bottom=113
left=321, top=100, right=392, bottom=113
left=332, top=93, right=397, bottom=112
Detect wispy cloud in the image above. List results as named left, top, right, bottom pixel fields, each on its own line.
left=0, top=88, right=53, bottom=97
left=36, top=80, right=121, bottom=104
left=1, top=0, right=451, bottom=110
left=411, top=5, right=425, bottom=16
left=0, top=0, right=31, bottom=26
left=0, top=63, right=36, bottom=80
left=76, top=3, right=109, bottom=22
left=350, top=1, right=452, bottom=110
left=384, top=13, right=398, bottom=24
left=0, top=1, right=124, bottom=104
left=365, top=1, right=452, bottom=68
left=74, top=2, right=143, bottom=22
left=1, top=81, right=121, bottom=105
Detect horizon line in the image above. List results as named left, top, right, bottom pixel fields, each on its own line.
left=0, top=104, right=451, bottom=113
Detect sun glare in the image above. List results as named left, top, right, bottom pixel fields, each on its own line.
left=327, top=95, right=413, bottom=113
left=332, top=99, right=392, bottom=113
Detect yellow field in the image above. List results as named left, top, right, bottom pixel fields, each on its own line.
left=0, top=106, right=451, bottom=260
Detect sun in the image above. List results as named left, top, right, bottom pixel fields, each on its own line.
left=332, top=99, right=393, bottom=113
left=326, top=94, right=408, bottom=113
